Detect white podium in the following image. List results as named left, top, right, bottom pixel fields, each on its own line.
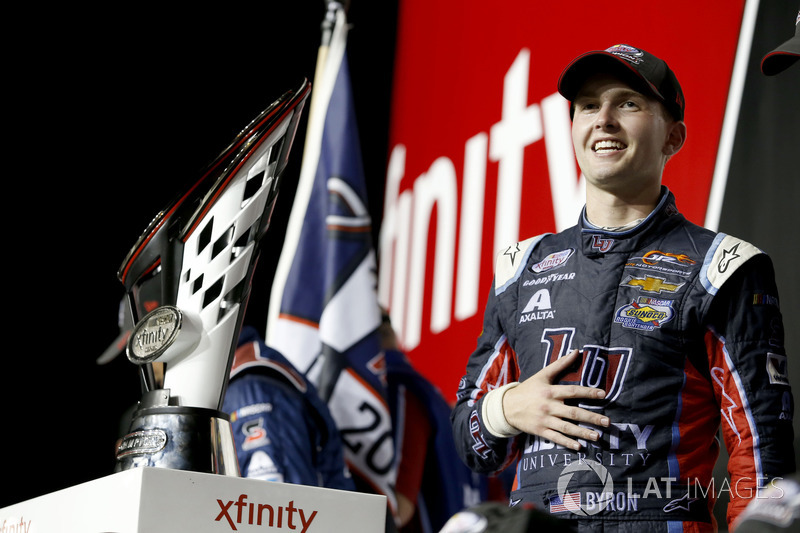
left=0, top=467, right=386, bottom=532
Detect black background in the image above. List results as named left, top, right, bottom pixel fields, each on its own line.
left=3, top=1, right=397, bottom=507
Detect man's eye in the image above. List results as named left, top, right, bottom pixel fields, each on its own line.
left=621, top=101, right=638, bottom=108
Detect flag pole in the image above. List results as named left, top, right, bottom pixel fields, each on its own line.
left=266, top=2, right=349, bottom=347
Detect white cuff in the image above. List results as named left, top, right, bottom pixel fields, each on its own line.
left=481, top=382, right=522, bottom=438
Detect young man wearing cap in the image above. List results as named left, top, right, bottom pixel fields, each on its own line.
left=450, top=44, right=795, bottom=532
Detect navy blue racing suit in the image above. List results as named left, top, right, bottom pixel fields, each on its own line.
left=450, top=188, right=794, bottom=532
left=223, top=326, right=354, bottom=490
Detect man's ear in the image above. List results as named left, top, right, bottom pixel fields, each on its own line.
left=663, top=120, right=687, bottom=158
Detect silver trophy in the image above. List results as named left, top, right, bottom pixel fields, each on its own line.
left=113, top=81, right=310, bottom=475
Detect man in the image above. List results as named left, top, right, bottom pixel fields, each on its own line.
left=379, top=313, right=488, bottom=532
left=450, top=44, right=795, bottom=532
left=223, top=326, right=354, bottom=490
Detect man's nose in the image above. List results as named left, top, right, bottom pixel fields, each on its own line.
left=595, top=104, right=619, bottom=129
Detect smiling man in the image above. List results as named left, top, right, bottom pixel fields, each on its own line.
left=450, top=44, right=795, bottom=532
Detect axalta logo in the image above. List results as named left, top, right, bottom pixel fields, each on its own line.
left=244, top=450, right=284, bottom=482
left=531, top=249, right=574, bottom=273
left=614, top=298, right=675, bottom=331
left=215, top=494, right=317, bottom=532
left=520, top=289, right=555, bottom=322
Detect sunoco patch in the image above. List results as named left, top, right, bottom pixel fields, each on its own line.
left=614, top=297, right=675, bottom=331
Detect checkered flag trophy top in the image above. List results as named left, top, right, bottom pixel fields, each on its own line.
left=114, top=82, right=310, bottom=475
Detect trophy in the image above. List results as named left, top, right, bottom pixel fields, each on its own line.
left=113, top=81, right=310, bottom=475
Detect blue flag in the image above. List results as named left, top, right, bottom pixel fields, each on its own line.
left=266, top=5, right=397, bottom=511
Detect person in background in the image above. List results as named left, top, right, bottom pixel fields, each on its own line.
left=380, top=313, right=488, bottom=532
left=450, top=43, right=795, bottom=531
left=223, top=325, right=354, bottom=490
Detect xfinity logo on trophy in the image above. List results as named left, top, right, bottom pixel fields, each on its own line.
left=215, top=494, right=318, bottom=532
left=127, top=306, right=182, bottom=363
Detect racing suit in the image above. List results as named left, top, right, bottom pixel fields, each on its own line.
left=386, top=348, right=488, bottom=532
left=223, top=326, right=354, bottom=490
left=451, top=188, right=795, bottom=532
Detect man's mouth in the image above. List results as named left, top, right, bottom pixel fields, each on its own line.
left=593, top=140, right=626, bottom=153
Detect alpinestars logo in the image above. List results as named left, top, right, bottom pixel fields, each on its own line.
left=717, top=242, right=741, bottom=273
left=215, top=494, right=318, bottom=531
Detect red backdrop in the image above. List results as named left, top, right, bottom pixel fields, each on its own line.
left=378, top=1, right=748, bottom=400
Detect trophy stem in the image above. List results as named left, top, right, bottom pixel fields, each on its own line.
left=115, top=389, right=240, bottom=476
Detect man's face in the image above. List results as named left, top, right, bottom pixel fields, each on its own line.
left=571, top=73, right=679, bottom=196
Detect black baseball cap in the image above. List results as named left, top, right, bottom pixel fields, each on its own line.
left=558, top=44, right=685, bottom=121
left=760, top=10, right=800, bottom=76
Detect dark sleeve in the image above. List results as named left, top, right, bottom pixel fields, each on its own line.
left=223, top=373, right=347, bottom=488
left=704, top=254, right=795, bottom=524
left=450, top=282, right=523, bottom=476
left=301, top=381, right=357, bottom=491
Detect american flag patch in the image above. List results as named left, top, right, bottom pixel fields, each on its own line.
left=549, top=492, right=580, bottom=513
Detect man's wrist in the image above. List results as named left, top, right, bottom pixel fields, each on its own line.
left=481, top=382, right=522, bottom=438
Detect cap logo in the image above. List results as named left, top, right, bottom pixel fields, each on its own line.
left=605, top=44, right=644, bottom=65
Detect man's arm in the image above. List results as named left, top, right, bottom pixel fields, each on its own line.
left=705, top=253, right=795, bottom=526
left=451, top=284, right=523, bottom=475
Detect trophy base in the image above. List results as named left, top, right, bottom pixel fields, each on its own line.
left=115, top=389, right=239, bottom=476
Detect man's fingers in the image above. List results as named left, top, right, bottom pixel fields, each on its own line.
left=540, top=420, right=600, bottom=451
left=552, top=403, right=610, bottom=428
left=552, top=383, right=607, bottom=402
left=541, top=348, right=581, bottom=379
left=540, top=429, right=583, bottom=451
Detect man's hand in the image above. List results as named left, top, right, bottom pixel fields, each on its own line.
left=502, top=349, right=610, bottom=451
